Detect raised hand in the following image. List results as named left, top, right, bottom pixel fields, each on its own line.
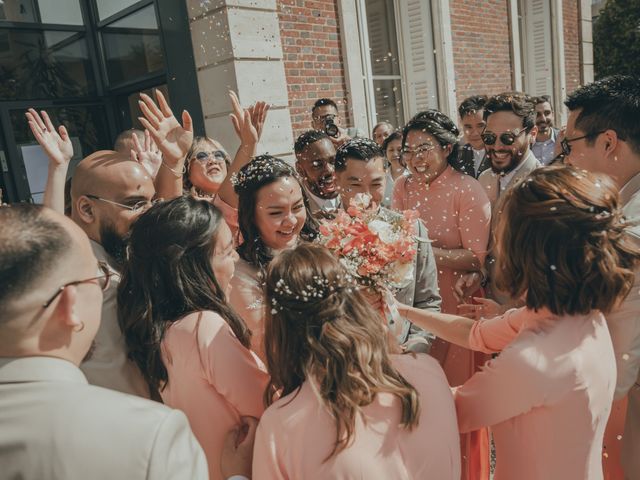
left=229, top=91, right=270, bottom=147
left=25, top=108, right=73, bottom=166
left=138, top=89, right=193, bottom=165
left=453, top=272, right=483, bottom=303
left=130, top=129, right=162, bottom=178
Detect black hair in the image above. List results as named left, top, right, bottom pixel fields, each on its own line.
left=535, top=95, right=552, bottom=106
left=234, top=155, right=319, bottom=269
left=458, top=95, right=488, bottom=119
left=312, top=98, right=338, bottom=114
left=294, top=130, right=331, bottom=155
left=118, top=196, right=251, bottom=395
left=401, top=110, right=460, bottom=164
left=382, top=130, right=403, bottom=152
left=483, top=92, right=536, bottom=130
left=0, top=204, right=72, bottom=314
left=334, top=138, right=385, bottom=172
left=565, top=75, right=640, bottom=154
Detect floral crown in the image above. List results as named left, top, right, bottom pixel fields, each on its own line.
left=269, top=274, right=355, bottom=314
left=230, top=155, right=295, bottom=192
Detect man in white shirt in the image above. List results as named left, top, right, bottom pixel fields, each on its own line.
left=0, top=204, right=254, bottom=480
left=294, top=130, right=342, bottom=217
left=562, top=75, right=640, bottom=480
left=531, top=95, right=560, bottom=165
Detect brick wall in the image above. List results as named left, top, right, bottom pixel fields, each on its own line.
left=563, top=0, right=581, bottom=95
left=449, top=0, right=514, bottom=111
left=278, top=0, right=351, bottom=141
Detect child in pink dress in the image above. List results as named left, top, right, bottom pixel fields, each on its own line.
left=393, top=110, right=491, bottom=480
left=398, top=166, right=640, bottom=479
left=253, top=243, right=461, bottom=479
left=118, top=196, right=269, bottom=480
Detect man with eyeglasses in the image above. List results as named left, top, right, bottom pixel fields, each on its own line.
left=561, top=75, right=640, bottom=480
left=0, top=204, right=257, bottom=480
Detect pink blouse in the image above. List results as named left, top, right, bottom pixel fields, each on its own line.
left=160, top=311, right=269, bottom=480
left=253, top=354, right=461, bottom=479
left=456, top=308, right=616, bottom=480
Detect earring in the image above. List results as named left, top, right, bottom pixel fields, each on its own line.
left=73, top=321, right=85, bottom=332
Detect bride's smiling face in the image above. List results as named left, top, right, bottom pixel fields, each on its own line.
left=254, top=176, right=307, bottom=251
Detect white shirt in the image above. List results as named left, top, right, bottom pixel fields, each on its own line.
left=498, top=154, right=533, bottom=193
left=305, top=188, right=340, bottom=213
left=472, top=148, right=486, bottom=176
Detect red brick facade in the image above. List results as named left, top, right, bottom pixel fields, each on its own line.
left=563, top=0, right=581, bottom=95
left=278, top=0, right=350, bottom=140
left=449, top=0, right=514, bottom=109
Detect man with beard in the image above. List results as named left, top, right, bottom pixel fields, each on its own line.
left=0, top=204, right=257, bottom=480
left=531, top=95, right=560, bottom=165
left=70, top=150, right=156, bottom=397
left=294, top=130, right=341, bottom=217
left=477, top=92, right=540, bottom=212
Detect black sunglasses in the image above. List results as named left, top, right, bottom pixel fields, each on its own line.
left=481, top=128, right=528, bottom=146
left=42, top=262, right=112, bottom=308
left=559, top=131, right=606, bottom=157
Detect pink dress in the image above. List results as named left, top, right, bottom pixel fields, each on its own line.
left=393, top=165, right=492, bottom=480
left=160, top=311, right=269, bottom=480
left=458, top=307, right=616, bottom=480
left=253, top=354, right=461, bottom=479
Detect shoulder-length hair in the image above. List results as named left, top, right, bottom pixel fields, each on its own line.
left=235, top=155, right=318, bottom=269
left=263, top=243, right=419, bottom=459
left=118, top=195, right=251, bottom=395
left=495, top=165, right=640, bottom=315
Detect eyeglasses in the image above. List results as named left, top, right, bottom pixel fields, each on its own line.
left=481, top=128, right=528, bottom=146
left=312, top=113, right=336, bottom=122
left=193, top=150, right=228, bottom=165
left=559, top=131, right=605, bottom=157
left=43, top=262, right=111, bottom=308
left=86, top=195, right=160, bottom=213
left=401, top=143, right=438, bottom=159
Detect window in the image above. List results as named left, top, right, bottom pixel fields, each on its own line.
left=518, top=0, right=554, bottom=97
left=360, top=0, right=438, bottom=130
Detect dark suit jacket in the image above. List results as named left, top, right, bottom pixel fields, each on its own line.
left=451, top=143, right=491, bottom=179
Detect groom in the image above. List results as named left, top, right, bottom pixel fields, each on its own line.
left=333, top=138, right=442, bottom=352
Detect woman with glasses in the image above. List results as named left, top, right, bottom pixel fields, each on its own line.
left=392, top=109, right=491, bottom=480
left=183, top=136, right=231, bottom=198
left=118, top=195, right=268, bottom=480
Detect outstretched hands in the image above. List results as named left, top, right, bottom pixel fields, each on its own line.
left=229, top=91, right=270, bottom=148
left=138, top=89, right=193, bottom=166
left=26, top=108, right=73, bottom=166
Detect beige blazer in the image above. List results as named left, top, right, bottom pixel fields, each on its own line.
left=0, top=357, right=208, bottom=480
left=478, top=151, right=540, bottom=303
left=80, top=241, right=149, bottom=397
left=611, top=172, right=640, bottom=479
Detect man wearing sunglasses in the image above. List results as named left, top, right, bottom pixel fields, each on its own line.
left=477, top=92, right=540, bottom=211
left=562, top=75, right=640, bottom=480
left=0, top=204, right=259, bottom=480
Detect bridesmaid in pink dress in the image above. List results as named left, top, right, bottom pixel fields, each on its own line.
left=253, top=243, right=461, bottom=479
left=398, top=166, right=640, bottom=479
left=227, top=155, right=319, bottom=361
left=118, top=196, right=269, bottom=480
left=392, top=110, right=491, bottom=480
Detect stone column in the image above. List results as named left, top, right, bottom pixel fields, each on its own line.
left=186, top=0, right=294, bottom=161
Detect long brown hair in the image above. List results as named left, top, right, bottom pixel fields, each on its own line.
left=118, top=196, right=251, bottom=395
left=495, top=166, right=640, bottom=315
left=263, top=244, right=419, bottom=459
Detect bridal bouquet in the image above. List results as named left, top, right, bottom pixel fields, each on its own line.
left=318, top=193, right=419, bottom=291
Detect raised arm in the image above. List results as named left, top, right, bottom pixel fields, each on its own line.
left=138, top=89, right=193, bottom=200
left=130, top=129, right=163, bottom=180
left=26, top=109, right=73, bottom=214
left=217, top=91, right=270, bottom=209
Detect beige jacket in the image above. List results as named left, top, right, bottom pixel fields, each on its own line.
left=0, top=357, right=207, bottom=480
left=80, top=241, right=149, bottom=397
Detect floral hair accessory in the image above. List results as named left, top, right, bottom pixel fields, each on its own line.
left=231, top=155, right=297, bottom=192
left=269, top=274, right=355, bottom=314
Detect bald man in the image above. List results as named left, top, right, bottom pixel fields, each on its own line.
left=0, top=204, right=254, bottom=480
left=70, top=150, right=155, bottom=396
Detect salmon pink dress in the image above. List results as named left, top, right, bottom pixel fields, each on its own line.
left=160, top=310, right=269, bottom=480
left=459, top=307, right=616, bottom=480
left=393, top=165, right=492, bottom=480
left=253, top=354, right=461, bottom=479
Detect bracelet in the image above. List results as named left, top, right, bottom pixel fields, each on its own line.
left=160, top=161, right=186, bottom=178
